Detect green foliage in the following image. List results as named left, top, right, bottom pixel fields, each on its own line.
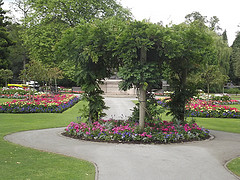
left=22, top=0, right=131, bottom=70
left=19, top=60, right=48, bottom=83
left=230, top=32, right=240, bottom=82
left=56, top=18, right=125, bottom=122
left=190, top=65, right=229, bottom=95
left=6, top=23, right=29, bottom=79
left=225, top=88, right=240, bottom=95
left=0, top=0, right=13, bottom=69
left=0, top=69, right=13, bottom=87
left=211, top=95, right=231, bottom=101
left=130, top=98, right=165, bottom=124
left=163, top=22, right=216, bottom=123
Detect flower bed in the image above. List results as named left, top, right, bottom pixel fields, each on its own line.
left=157, top=98, right=240, bottom=118
left=185, top=99, right=240, bottom=118
left=0, top=94, right=80, bottom=113
left=64, top=120, right=210, bottom=144
left=0, top=88, right=30, bottom=99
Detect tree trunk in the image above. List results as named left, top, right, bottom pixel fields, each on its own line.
left=179, top=68, right=187, bottom=123
left=139, top=47, right=147, bottom=130
left=207, top=83, right=210, bottom=100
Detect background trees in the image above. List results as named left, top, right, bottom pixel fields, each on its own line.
left=0, top=0, right=13, bottom=69
left=230, top=32, right=240, bottom=84
left=0, top=68, right=13, bottom=87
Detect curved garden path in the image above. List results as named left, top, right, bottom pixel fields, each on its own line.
left=4, top=97, right=240, bottom=180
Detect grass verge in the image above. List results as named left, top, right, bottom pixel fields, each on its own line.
left=0, top=99, right=95, bottom=180
left=227, top=157, right=240, bottom=177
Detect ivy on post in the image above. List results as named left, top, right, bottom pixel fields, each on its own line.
left=117, top=21, right=164, bottom=129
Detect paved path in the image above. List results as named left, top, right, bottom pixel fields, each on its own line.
left=4, top=97, right=240, bottom=180
left=102, top=97, right=136, bottom=120
left=5, top=129, right=240, bottom=180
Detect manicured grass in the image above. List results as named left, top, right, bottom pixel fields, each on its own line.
left=0, top=99, right=95, bottom=180
left=230, top=95, right=240, bottom=100
left=227, top=157, right=240, bottom=177
left=229, top=104, right=240, bottom=110
left=0, top=98, right=15, bottom=103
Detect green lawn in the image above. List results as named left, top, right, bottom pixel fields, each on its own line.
left=227, top=157, right=240, bottom=177
left=0, top=98, right=95, bottom=180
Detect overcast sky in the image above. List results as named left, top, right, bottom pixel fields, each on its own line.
left=3, top=0, right=240, bottom=45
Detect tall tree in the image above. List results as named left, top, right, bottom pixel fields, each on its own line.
left=222, top=29, right=228, bottom=43
left=0, top=0, right=13, bottom=69
left=0, top=68, right=13, bottom=87
left=230, top=32, right=240, bottom=83
left=22, top=0, right=131, bottom=66
left=7, top=23, right=29, bottom=80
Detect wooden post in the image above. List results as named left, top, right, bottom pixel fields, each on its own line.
left=139, top=47, right=147, bottom=130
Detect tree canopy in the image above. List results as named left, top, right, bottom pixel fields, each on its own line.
left=0, top=0, right=13, bottom=69
left=163, top=22, right=216, bottom=122
left=56, top=18, right=125, bottom=122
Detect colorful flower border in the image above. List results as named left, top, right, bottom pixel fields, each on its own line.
left=0, top=94, right=80, bottom=113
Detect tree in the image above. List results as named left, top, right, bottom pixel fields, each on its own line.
left=56, top=18, right=125, bottom=122
left=116, top=20, right=164, bottom=130
left=21, top=0, right=131, bottom=66
left=210, top=30, right=231, bottom=76
left=196, top=65, right=228, bottom=97
left=185, top=11, right=222, bottom=34
left=163, top=22, right=216, bottom=123
left=19, top=60, right=48, bottom=85
left=6, top=23, right=29, bottom=79
left=222, top=29, right=228, bottom=43
left=0, top=69, right=13, bottom=87
left=0, top=0, right=13, bottom=69
left=47, top=67, right=63, bottom=92
left=230, top=32, right=240, bottom=84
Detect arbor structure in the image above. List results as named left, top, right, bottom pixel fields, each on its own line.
left=56, top=18, right=125, bottom=122
left=117, top=20, right=164, bottom=130
left=163, top=22, right=216, bottom=122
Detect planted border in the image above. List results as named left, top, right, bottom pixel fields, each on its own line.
left=64, top=120, right=210, bottom=144
left=0, top=94, right=80, bottom=113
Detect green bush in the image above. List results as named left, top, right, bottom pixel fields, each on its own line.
left=225, top=88, right=240, bottom=95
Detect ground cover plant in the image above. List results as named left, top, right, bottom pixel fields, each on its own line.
left=0, top=100, right=95, bottom=180
left=64, top=119, right=210, bottom=144
left=0, top=94, right=80, bottom=113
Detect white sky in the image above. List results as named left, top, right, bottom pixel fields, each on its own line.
left=3, top=0, right=240, bottom=46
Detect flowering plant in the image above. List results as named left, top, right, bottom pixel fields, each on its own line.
left=185, top=99, right=240, bottom=118
left=64, top=119, right=209, bottom=144
left=0, top=94, right=79, bottom=113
